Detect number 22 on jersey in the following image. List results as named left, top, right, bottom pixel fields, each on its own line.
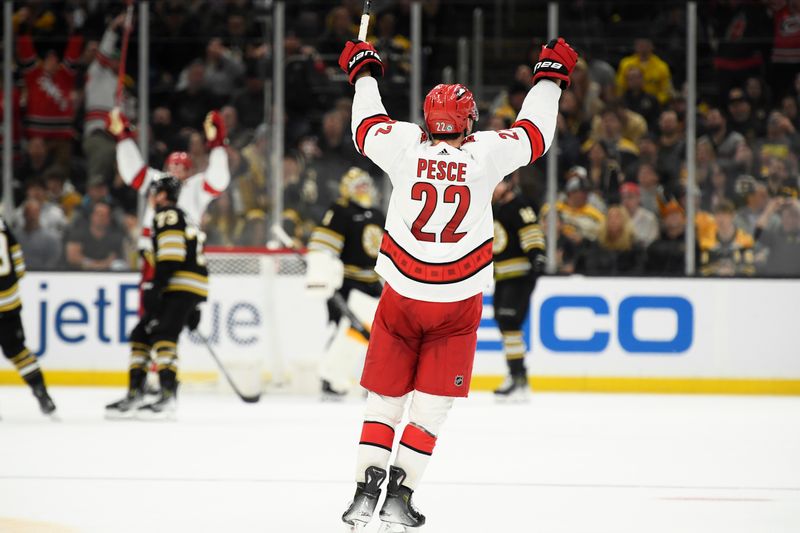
left=410, top=182, right=471, bottom=243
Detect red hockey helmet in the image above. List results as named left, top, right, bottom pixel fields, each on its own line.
left=165, top=151, right=192, bottom=170
left=423, top=84, right=479, bottom=135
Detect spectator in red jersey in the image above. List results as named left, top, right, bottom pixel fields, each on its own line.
left=16, top=30, right=84, bottom=167
left=770, top=0, right=800, bottom=99
left=708, top=0, right=772, bottom=103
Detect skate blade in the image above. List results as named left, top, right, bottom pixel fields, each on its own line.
left=344, top=521, right=368, bottom=532
left=104, top=408, right=138, bottom=421
left=378, top=522, right=419, bottom=533
left=134, top=408, right=177, bottom=422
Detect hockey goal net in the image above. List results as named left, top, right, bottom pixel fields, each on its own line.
left=189, top=247, right=328, bottom=395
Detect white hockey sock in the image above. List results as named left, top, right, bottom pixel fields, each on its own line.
left=393, top=391, right=453, bottom=491
left=355, top=392, right=408, bottom=483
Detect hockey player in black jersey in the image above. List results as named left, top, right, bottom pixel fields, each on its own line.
left=306, top=168, right=385, bottom=398
left=0, top=217, right=56, bottom=416
left=492, top=178, right=545, bottom=400
left=105, top=175, right=208, bottom=419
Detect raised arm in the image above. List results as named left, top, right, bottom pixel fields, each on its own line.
left=107, top=108, right=154, bottom=192
left=471, top=38, right=578, bottom=180
left=340, top=41, right=424, bottom=174
left=200, top=111, right=230, bottom=197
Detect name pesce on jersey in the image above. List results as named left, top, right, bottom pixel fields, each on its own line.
left=416, top=157, right=467, bottom=182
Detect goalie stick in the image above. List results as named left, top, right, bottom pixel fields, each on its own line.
left=196, top=332, right=261, bottom=404
left=271, top=224, right=372, bottom=342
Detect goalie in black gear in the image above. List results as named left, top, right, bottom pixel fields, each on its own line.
left=491, top=177, right=545, bottom=400
left=306, top=168, right=384, bottom=397
left=0, top=217, right=56, bottom=416
left=105, top=175, right=207, bottom=419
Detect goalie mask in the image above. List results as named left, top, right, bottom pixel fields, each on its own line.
left=340, top=167, right=377, bottom=208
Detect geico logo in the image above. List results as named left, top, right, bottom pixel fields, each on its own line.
left=27, top=282, right=261, bottom=355
left=539, top=295, right=693, bottom=353
left=534, top=61, right=563, bottom=71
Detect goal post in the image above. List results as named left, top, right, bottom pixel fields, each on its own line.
left=186, top=246, right=328, bottom=395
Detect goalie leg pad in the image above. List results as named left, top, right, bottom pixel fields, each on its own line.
left=318, top=316, right=367, bottom=393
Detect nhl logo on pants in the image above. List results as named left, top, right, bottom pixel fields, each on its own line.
left=454, top=375, right=464, bottom=387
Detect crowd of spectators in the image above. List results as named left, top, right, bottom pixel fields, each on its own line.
left=0, top=0, right=799, bottom=277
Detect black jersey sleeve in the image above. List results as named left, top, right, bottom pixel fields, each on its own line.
left=515, top=205, right=546, bottom=268
left=2, top=221, right=26, bottom=280
left=152, top=207, right=187, bottom=288
left=308, top=203, right=348, bottom=256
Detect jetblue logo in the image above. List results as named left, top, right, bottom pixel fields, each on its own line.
left=539, top=295, right=693, bottom=354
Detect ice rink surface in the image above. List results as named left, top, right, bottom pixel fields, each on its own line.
left=1, top=387, right=799, bottom=533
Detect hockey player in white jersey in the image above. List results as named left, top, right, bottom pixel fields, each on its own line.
left=104, top=108, right=230, bottom=415
left=337, top=37, right=578, bottom=531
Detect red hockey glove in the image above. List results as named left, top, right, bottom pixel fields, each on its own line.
left=532, top=38, right=578, bottom=89
left=338, top=40, right=384, bottom=85
left=204, top=110, right=228, bottom=149
left=106, top=107, right=135, bottom=141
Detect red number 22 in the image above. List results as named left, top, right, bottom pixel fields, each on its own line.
left=410, top=183, right=471, bottom=243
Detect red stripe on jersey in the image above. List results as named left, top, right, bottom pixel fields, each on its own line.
left=355, top=114, right=392, bottom=155
left=399, top=424, right=437, bottom=456
left=379, top=232, right=493, bottom=285
left=359, top=421, right=395, bottom=452
left=203, top=180, right=222, bottom=197
left=131, top=167, right=148, bottom=191
left=512, top=119, right=545, bottom=164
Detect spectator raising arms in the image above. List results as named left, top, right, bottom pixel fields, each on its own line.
left=16, top=27, right=83, bottom=167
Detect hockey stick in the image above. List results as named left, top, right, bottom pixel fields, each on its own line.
left=196, top=333, right=261, bottom=403
left=271, top=224, right=371, bottom=341
left=358, top=0, right=372, bottom=41
left=115, top=0, right=135, bottom=107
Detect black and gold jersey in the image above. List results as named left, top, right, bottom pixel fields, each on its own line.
left=152, top=206, right=209, bottom=299
left=492, top=196, right=545, bottom=281
left=308, top=200, right=385, bottom=283
left=0, top=217, right=26, bottom=314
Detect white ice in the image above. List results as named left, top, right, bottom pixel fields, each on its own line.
left=1, top=387, right=799, bottom=533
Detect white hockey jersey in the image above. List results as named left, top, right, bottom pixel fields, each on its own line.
left=351, top=76, right=560, bottom=302
left=116, top=139, right=230, bottom=252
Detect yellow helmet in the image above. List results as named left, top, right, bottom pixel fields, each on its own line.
left=340, top=167, right=377, bottom=208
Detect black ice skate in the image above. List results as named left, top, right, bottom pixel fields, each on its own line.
left=322, top=379, right=347, bottom=401
left=493, top=374, right=530, bottom=402
left=32, top=383, right=57, bottom=417
left=136, top=388, right=177, bottom=421
left=342, top=466, right=387, bottom=531
left=105, top=389, right=145, bottom=419
left=378, top=466, right=425, bottom=532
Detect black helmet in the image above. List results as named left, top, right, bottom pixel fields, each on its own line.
left=152, top=173, right=182, bottom=203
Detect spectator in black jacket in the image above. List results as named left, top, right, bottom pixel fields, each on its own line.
left=646, top=201, right=690, bottom=275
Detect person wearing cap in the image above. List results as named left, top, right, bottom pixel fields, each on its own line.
left=541, top=172, right=605, bottom=243
left=727, top=87, right=764, bottom=143
left=645, top=200, right=693, bottom=275
left=700, top=200, right=756, bottom=276
left=620, top=181, right=659, bottom=246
